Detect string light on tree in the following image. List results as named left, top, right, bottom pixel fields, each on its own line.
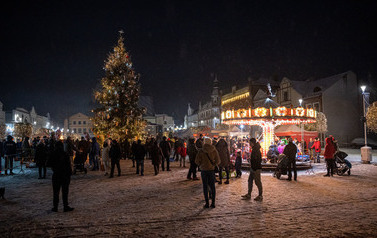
left=91, top=31, right=146, bottom=142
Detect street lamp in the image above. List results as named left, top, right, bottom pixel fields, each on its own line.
left=361, top=85, right=372, bottom=164
left=299, top=99, right=303, bottom=107
left=299, top=99, right=304, bottom=144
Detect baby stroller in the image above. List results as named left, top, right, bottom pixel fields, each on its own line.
left=334, top=151, right=351, bottom=176
left=73, top=151, right=88, bottom=175
left=274, top=154, right=289, bottom=179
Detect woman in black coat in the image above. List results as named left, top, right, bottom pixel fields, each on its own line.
left=35, top=140, right=48, bottom=179
left=150, top=140, right=163, bottom=175
left=187, top=138, right=199, bottom=180
left=51, top=141, right=74, bottom=212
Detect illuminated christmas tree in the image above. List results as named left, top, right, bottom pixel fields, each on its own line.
left=92, top=32, right=146, bottom=141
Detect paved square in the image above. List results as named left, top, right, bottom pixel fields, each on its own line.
left=1, top=155, right=377, bottom=237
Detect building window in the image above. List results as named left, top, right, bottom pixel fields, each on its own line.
left=83, top=128, right=87, bottom=133
left=283, top=91, right=289, bottom=101
left=73, top=121, right=76, bottom=125
left=78, top=121, right=81, bottom=125
left=313, top=87, right=321, bottom=93
left=313, top=102, right=320, bottom=112
left=83, top=121, right=86, bottom=125
left=73, top=128, right=76, bottom=133
left=78, top=128, right=82, bottom=133
left=306, top=104, right=313, bottom=109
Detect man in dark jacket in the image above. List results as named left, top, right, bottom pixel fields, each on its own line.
left=3, top=135, right=17, bottom=175
left=187, top=138, right=199, bottom=180
left=64, top=137, right=76, bottom=171
left=159, top=136, right=171, bottom=171
left=35, top=140, right=48, bottom=179
left=109, top=139, right=121, bottom=178
left=283, top=138, right=298, bottom=181
left=195, top=134, right=204, bottom=149
left=89, top=137, right=100, bottom=171
left=242, top=138, right=263, bottom=201
left=51, top=141, right=74, bottom=212
left=134, top=140, right=146, bottom=176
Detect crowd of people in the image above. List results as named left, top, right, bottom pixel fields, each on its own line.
left=0, top=132, right=342, bottom=211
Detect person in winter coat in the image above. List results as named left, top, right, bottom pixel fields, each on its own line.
left=89, top=137, right=100, bottom=171
left=267, top=143, right=279, bottom=163
left=102, top=140, right=111, bottom=176
left=109, top=139, right=121, bottom=178
left=283, top=138, right=298, bottom=181
left=134, top=140, right=146, bottom=176
left=35, top=139, right=48, bottom=179
left=215, top=138, right=231, bottom=184
left=235, top=151, right=242, bottom=178
left=50, top=141, right=74, bottom=212
left=311, top=137, right=321, bottom=163
left=131, top=141, right=137, bottom=167
left=195, top=134, right=204, bottom=149
left=64, top=137, right=76, bottom=171
left=3, top=135, right=17, bottom=175
left=195, top=137, right=220, bottom=208
left=308, top=138, right=314, bottom=160
left=242, top=138, right=263, bottom=201
left=179, top=140, right=187, bottom=167
left=159, top=136, right=171, bottom=171
left=150, top=140, right=163, bottom=175
left=323, top=137, right=336, bottom=177
left=187, top=138, right=199, bottom=180
left=277, top=142, right=285, bottom=155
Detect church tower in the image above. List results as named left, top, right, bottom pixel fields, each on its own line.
left=211, top=76, right=220, bottom=106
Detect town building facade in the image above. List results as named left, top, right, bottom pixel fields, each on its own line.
left=4, top=106, right=53, bottom=135
left=0, top=101, right=5, bottom=125
left=185, top=78, right=221, bottom=130
left=64, top=113, right=94, bottom=138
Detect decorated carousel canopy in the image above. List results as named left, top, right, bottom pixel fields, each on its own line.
left=221, top=103, right=317, bottom=157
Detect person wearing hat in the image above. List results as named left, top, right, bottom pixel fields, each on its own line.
left=3, top=135, right=17, bottom=175
left=242, top=138, right=263, bottom=201
left=195, top=137, right=220, bottom=208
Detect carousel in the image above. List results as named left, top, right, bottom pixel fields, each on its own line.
left=221, top=97, right=317, bottom=157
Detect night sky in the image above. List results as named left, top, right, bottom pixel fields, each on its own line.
left=1, top=0, right=376, bottom=126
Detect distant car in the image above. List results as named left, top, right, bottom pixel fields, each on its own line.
left=350, top=138, right=377, bottom=149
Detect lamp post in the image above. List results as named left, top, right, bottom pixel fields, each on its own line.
left=360, top=85, right=372, bottom=164
left=299, top=99, right=304, bottom=148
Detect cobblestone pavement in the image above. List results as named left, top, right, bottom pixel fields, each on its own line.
left=1, top=156, right=377, bottom=237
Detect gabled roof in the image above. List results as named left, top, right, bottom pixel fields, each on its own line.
left=309, top=71, right=352, bottom=94
left=287, top=71, right=354, bottom=97
left=69, top=112, right=89, bottom=119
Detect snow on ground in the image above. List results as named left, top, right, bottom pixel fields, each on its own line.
left=1, top=149, right=377, bottom=237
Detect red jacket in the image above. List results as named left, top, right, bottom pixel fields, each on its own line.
left=323, top=137, right=336, bottom=159
left=311, top=140, right=321, bottom=153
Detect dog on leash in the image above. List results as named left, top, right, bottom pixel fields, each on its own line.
left=0, top=187, right=5, bottom=199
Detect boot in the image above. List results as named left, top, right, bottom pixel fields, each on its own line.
left=64, top=206, right=74, bottom=212
left=204, top=199, right=209, bottom=208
